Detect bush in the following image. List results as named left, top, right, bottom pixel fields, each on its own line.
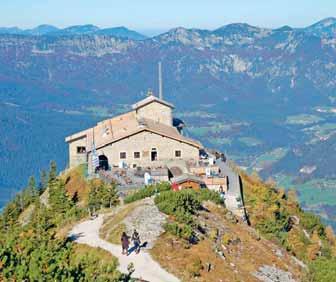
left=164, top=222, right=194, bottom=240
left=187, top=257, right=203, bottom=278
left=307, top=257, right=336, bottom=282
left=198, top=189, right=223, bottom=205
left=88, top=179, right=119, bottom=212
left=301, top=212, right=325, bottom=236
left=221, top=233, right=232, bottom=245
left=124, top=182, right=171, bottom=204
left=155, top=190, right=201, bottom=222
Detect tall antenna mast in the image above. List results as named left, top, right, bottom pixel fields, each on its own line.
left=158, top=61, right=163, bottom=100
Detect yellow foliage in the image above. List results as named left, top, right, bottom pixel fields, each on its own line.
left=325, top=226, right=335, bottom=245
left=209, top=228, right=218, bottom=242
left=63, top=165, right=90, bottom=206
left=287, top=229, right=308, bottom=259
left=307, top=243, right=321, bottom=261
left=221, top=233, right=232, bottom=245
left=311, top=230, right=321, bottom=244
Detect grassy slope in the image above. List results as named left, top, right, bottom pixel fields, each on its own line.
left=150, top=201, right=303, bottom=282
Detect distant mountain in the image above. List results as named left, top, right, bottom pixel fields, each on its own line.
left=0, top=24, right=147, bottom=40
left=25, top=24, right=60, bottom=35
left=305, top=17, right=336, bottom=37
left=1, top=18, right=336, bottom=205
left=97, top=26, right=147, bottom=40
left=0, top=27, right=22, bottom=34
left=51, top=24, right=100, bottom=35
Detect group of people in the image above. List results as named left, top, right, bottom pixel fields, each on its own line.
left=121, top=229, right=141, bottom=255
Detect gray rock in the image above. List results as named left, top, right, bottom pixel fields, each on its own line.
left=253, top=265, right=296, bottom=282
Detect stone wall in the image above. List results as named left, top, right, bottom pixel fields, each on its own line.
left=136, top=102, right=172, bottom=126
left=88, top=131, right=199, bottom=173
left=68, top=136, right=87, bottom=168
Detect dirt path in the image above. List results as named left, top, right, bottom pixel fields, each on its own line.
left=69, top=214, right=180, bottom=282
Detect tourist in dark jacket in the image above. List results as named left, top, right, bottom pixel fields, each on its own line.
left=121, top=232, right=130, bottom=255
left=132, top=229, right=141, bottom=254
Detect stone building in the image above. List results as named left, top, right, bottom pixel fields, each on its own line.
left=65, top=94, right=202, bottom=174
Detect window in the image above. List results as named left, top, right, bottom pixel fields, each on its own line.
left=120, top=152, right=126, bottom=159
left=151, top=148, right=157, bottom=161
left=134, top=152, right=141, bottom=159
left=175, top=150, right=182, bottom=158
left=77, top=146, right=86, bottom=154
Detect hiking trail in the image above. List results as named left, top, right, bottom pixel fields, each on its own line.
left=69, top=213, right=180, bottom=282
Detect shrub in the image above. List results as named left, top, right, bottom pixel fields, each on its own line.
left=88, top=179, right=119, bottom=212
left=307, top=257, right=336, bottom=282
left=198, top=189, right=223, bottom=205
left=301, top=212, right=325, bottom=236
left=187, top=257, right=203, bottom=278
left=164, top=222, right=194, bottom=240
left=221, top=233, right=232, bottom=245
left=123, top=182, right=171, bottom=204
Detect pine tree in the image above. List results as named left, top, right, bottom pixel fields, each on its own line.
left=49, top=179, right=72, bottom=214
left=88, top=181, right=100, bottom=215
left=48, top=161, right=57, bottom=184
left=39, top=170, right=48, bottom=193
left=106, top=183, right=119, bottom=208
left=27, top=176, right=38, bottom=202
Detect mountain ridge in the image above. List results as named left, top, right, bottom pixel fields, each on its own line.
left=1, top=17, right=336, bottom=39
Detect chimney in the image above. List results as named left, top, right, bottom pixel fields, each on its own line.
left=158, top=61, right=163, bottom=100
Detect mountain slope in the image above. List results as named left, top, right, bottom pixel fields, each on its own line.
left=1, top=162, right=336, bottom=281
left=267, top=133, right=336, bottom=182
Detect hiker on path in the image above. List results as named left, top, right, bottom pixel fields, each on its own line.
left=132, top=229, right=141, bottom=254
left=121, top=232, right=130, bottom=255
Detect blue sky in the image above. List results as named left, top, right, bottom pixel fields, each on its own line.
left=1, top=0, right=335, bottom=35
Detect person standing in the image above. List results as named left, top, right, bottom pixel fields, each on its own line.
left=132, top=229, right=141, bottom=254
left=121, top=232, right=130, bottom=255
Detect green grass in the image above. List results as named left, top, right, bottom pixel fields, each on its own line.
left=238, top=137, right=263, bottom=147
left=303, top=123, right=336, bottom=139
left=85, top=106, right=111, bottom=117
left=253, top=148, right=288, bottom=168
left=286, top=114, right=324, bottom=125
left=177, top=111, right=217, bottom=119
left=210, top=137, right=232, bottom=146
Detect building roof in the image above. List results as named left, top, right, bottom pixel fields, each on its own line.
left=65, top=109, right=202, bottom=151
left=132, top=95, right=174, bottom=110
left=171, top=174, right=204, bottom=185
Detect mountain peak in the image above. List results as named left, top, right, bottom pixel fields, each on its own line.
left=64, top=24, right=99, bottom=33
left=98, top=26, right=147, bottom=40
left=305, top=17, right=336, bottom=37
left=312, top=17, right=336, bottom=28
left=26, top=24, right=59, bottom=35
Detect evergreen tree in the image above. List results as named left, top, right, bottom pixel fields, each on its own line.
left=39, top=169, right=48, bottom=193
left=48, top=161, right=57, bottom=184
left=105, top=183, right=119, bottom=208
left=49, top=179, right=72, bottom=214
left=27, top=176, right=38, bottom=202
left=88, top=184, right=99, bottom=214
